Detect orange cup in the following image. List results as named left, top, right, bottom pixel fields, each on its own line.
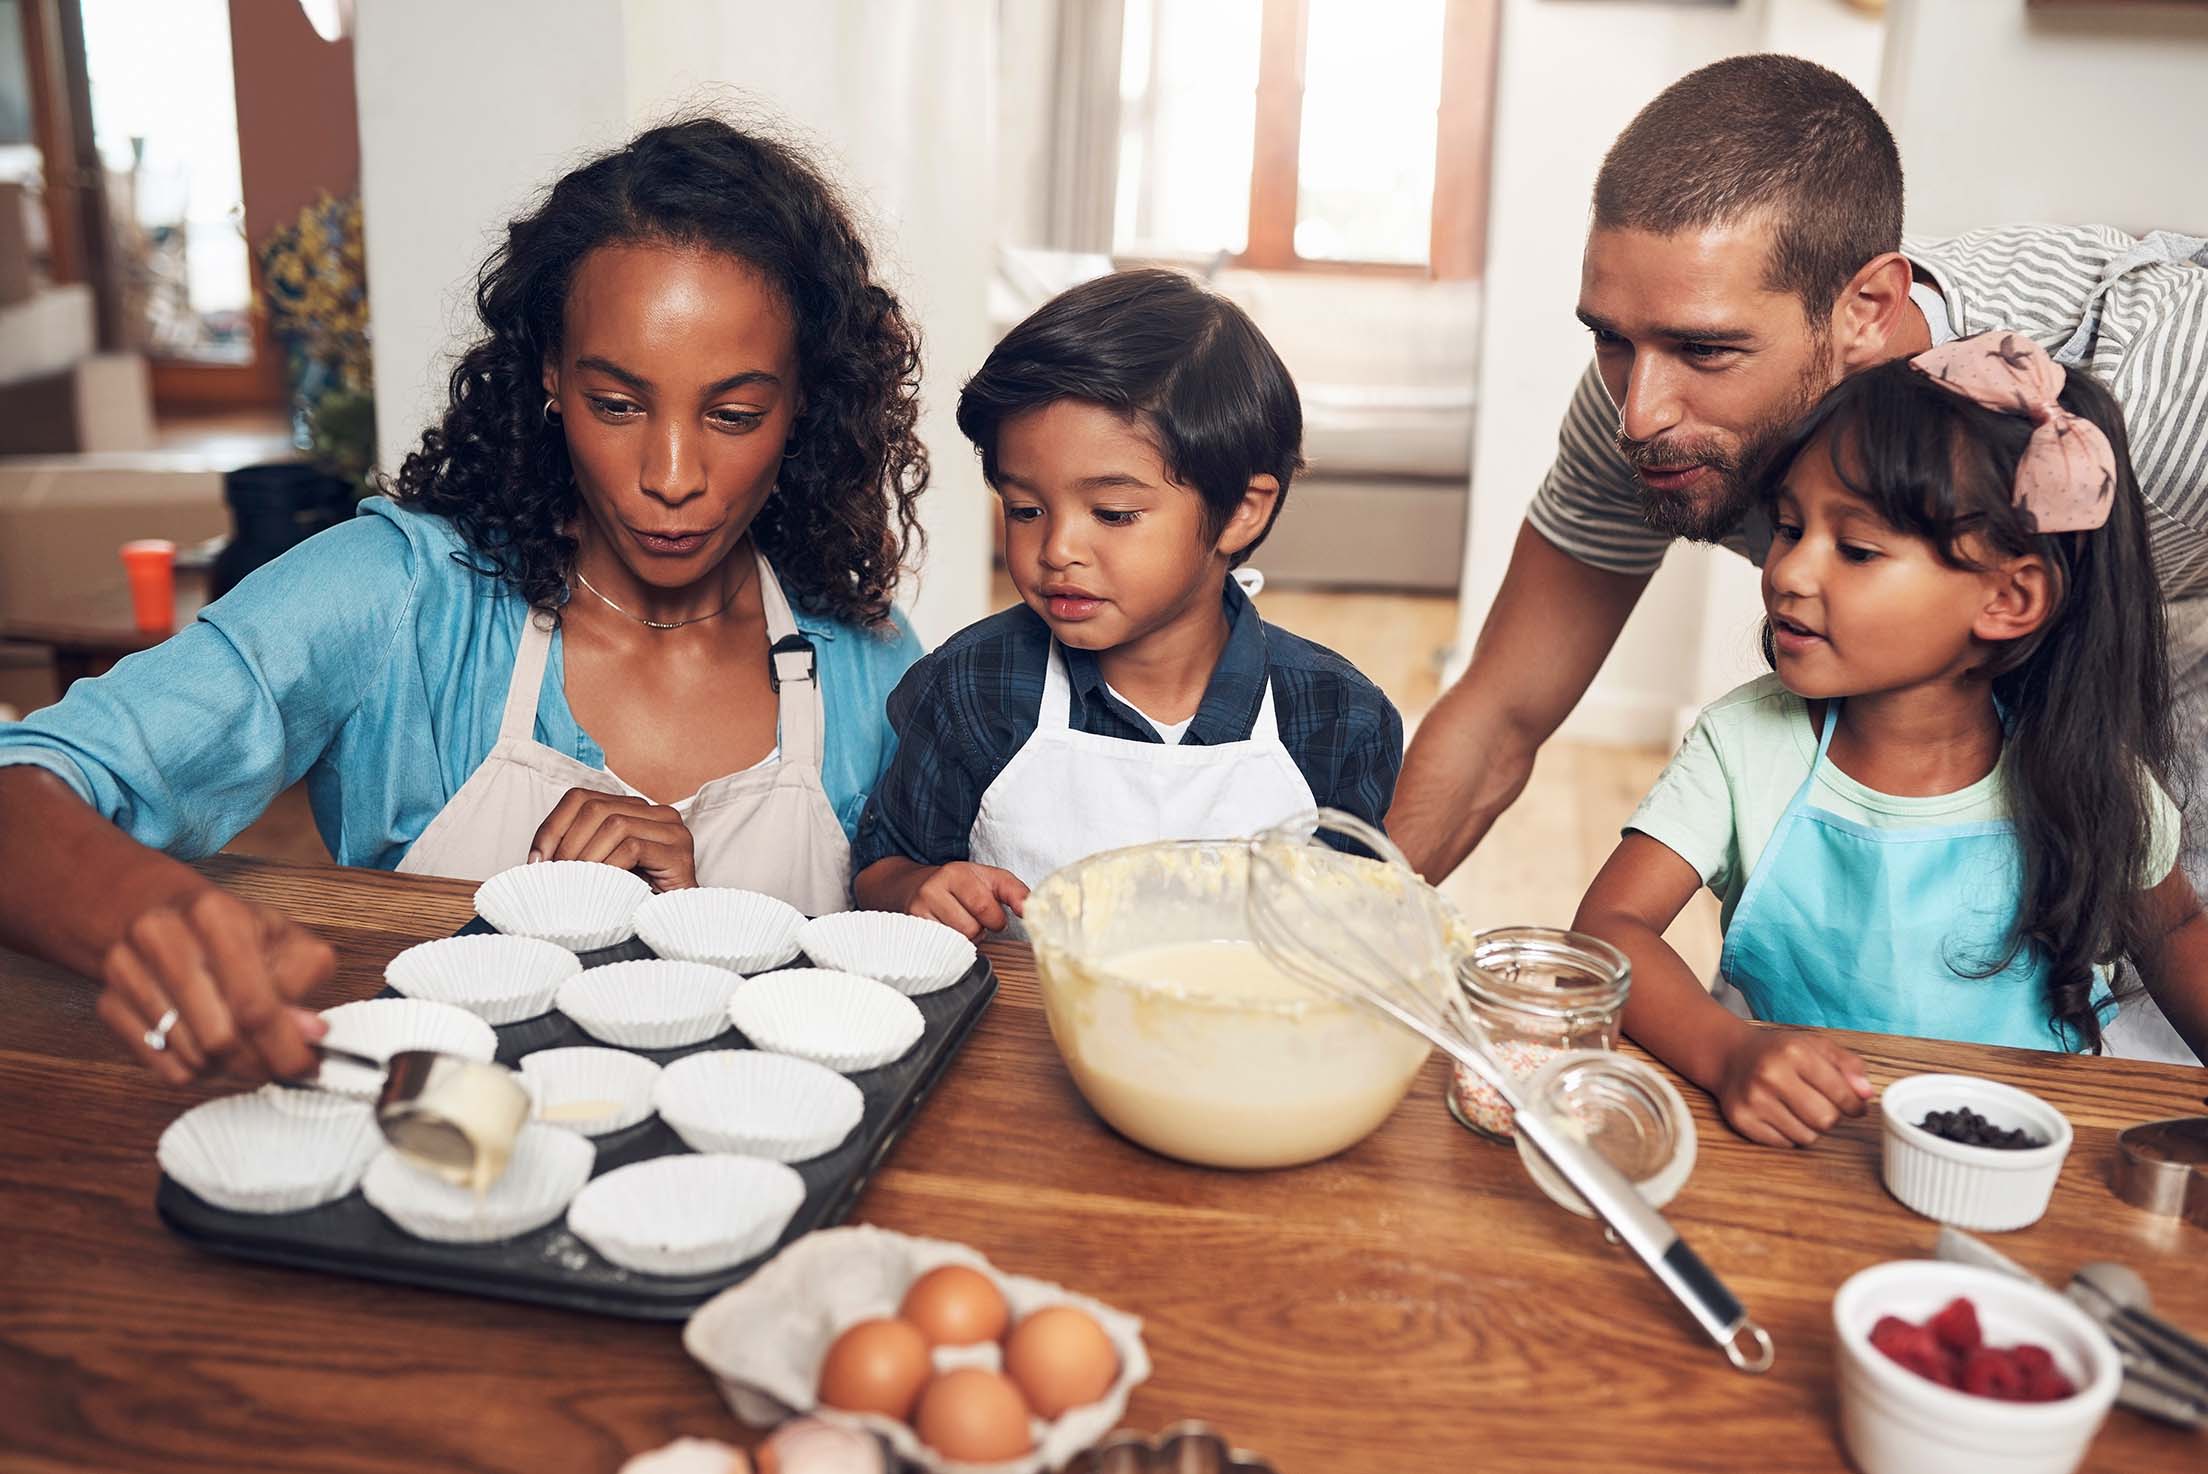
left=119, top=540, right=178, bottom=634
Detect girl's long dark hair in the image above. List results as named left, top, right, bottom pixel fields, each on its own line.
left=1754, top=357, right=2173, bottom=1052
left=391, top=115, right=926, bottom=625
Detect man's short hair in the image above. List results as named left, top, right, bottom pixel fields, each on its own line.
left=1592, top=54, right=1904, bottom=324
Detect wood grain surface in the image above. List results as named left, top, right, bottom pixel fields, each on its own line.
left=2, top=856, right=2203, bottom=1474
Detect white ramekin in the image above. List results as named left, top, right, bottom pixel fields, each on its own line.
left=1833, top=1260, right=2120, bottom=1474
left=1878, top=1073, right=2071, bottom=1231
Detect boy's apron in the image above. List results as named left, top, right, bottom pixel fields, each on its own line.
left=967, top=637, right=1316, bottom=930
left=1716, top=702, right=2100, bottom=1052
left=397, top=550, right=852, bottom=914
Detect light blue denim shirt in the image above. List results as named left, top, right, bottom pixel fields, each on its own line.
left=0, top=497, right=922, bottom=868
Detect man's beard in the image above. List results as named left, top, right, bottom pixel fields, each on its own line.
left=1617, top=365, right=1828, bottom=544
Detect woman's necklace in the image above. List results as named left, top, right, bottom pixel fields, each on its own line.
left=572, top=556, right=755, bottom=631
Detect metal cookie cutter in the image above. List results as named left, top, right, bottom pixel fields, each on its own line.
left=1083, top=1422, right=1277, bottom=1474
left=2111, top=1117, right=2208, bottom=1227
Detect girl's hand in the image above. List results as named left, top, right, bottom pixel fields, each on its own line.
left=904, top=861, right=1028, bottom=939
left=96, top=887, right=335, bottom=1085
left=531, top=789, right=697, bottom=892
left=1715, top=1029, right=1875, bottom=1147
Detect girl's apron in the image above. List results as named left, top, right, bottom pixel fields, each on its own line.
left=1716, top=702, right=2105, bottom=1051
left=967, top=637, right=1316, bottom=926
left=397, top=550, right=853, bottom=914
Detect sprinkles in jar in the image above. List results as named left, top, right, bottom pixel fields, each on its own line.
left=1446, top=928, right=1631, bottom=1140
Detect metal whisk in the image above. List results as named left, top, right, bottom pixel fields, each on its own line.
left=1247, top=808, right=1774, bottom=1374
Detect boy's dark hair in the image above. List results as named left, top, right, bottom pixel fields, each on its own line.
left=1752, top=358, right=2173, bottom=1053
left=1594, top=54, right=1904, bottom=328
left=956, top=268, right=1303, bottom=568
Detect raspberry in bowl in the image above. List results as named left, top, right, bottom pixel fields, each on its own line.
left=1832, top=1260, right=2120, bottom=1474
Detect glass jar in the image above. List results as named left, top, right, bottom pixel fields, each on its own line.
left=1445, top=927, right=1632, bottom=1141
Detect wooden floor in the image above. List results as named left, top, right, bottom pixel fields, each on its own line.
left=223, top=578, right=1723, bottom=978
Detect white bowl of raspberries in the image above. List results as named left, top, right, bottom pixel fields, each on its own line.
left=1833, top=1260, right=2121, bottom=1474
left=1878, top=1073, right=2072, bottom=1232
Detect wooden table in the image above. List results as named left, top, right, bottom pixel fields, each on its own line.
left=0, top=568, right=209, bottom=689
left=2, top=858, right=2203, bottom=1474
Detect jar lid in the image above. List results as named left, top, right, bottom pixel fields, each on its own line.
left=1459, top=926, right=1631, bottom=1019
left=1513, top=1050, right=1696, bottom=1218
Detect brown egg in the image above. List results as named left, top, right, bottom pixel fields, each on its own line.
left=1003, top=1305, right=1119, bottom=1418
left=897, top=1264, right=1010, bottom=1347
left=913, top=1368, right=1034, bottom=1462
left=815, top=1317, right=931, bottom=1422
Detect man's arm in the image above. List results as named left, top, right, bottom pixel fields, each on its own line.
left=1387, top=523, right=1648, bottom=882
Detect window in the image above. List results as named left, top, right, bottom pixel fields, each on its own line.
left=1112, top=0, right=1496, bottom=276
left=81, top=0, right=252, bottom=362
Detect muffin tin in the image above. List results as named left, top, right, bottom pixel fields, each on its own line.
left=156, top=917, right=996, bottom=1318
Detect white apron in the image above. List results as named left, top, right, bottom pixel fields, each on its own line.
left=398, top=551, right=853, bottom=914
left=968, top=638, right=1316, bottom=924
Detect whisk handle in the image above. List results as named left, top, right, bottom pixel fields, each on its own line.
left=1515, top=1106, right=1774, bottom=1374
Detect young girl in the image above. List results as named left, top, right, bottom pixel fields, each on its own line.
left=1575, top=333, right=2208, bottom=1147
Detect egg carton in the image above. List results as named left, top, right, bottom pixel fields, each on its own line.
left=683, top=1226, right=1151, bottom=1474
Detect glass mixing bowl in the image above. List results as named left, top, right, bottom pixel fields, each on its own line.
left=1024, top=838, right=1432, bottom=1170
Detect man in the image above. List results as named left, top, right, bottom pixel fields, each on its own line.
left=1387, top=54, right=2208, bottom=1062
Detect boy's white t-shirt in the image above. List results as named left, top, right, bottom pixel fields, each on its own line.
left=1103, top=680, right=1194, bottom=745
left=1628, top=674, right=2181, bottom=934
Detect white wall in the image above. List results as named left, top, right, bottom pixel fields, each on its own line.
left=355, top=0, right=630, bottom=480
left=354, top=0, right=995, bottom=644
left=1453, top=0, right=1883, bottom=747
left=1882, top=0, right=2208, bottom=239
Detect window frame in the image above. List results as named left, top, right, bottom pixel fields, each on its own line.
left=1234, top=0, right=1498, bottom=280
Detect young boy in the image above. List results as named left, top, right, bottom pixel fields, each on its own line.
left=851, top=269, right=1404, bottom=937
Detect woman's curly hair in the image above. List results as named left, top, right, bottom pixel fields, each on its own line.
left=391, top=114, right=927, bottom=625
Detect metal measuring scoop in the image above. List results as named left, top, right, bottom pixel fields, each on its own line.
left=305, top=1043, right=533, bottom=1190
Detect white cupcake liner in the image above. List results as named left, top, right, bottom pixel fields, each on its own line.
left=683, top=1226, right=1152, bottom=1474
left=474, top=860, right=651, bottom=951
left=797, top=911, right=976, bottom=996
left=383, top=932, right=582, bottom=1025
left=654, top=1049, right=865, bottom=1162
left=727, top=969, right=925, bottom=1074
left=361, top=1122, right=596, bottom=1244
left=557, top=959, right=742, bottom=1049
left=521, top=1046, right=663, bottom=1136
left=158, top=1091, right=383, bottom=1214
left=636, top=888, right=807, bottom=974
left=317, top=998, right=499, bottom=1097
left=567, top=1154, right=806, bottom=1276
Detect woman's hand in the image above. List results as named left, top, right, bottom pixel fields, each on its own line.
left=96, top=887, right=335, bottom=1085
left=531, top=789, right=697, bottom=891
left=1714, top=1029, right=1875, bottom=1147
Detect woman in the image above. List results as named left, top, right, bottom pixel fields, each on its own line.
left=0, top=117, right=928, bottom=1083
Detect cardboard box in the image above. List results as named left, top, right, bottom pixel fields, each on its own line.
left=0, top=282, right=96, bottom=386
left=0, top=354, right=156, bottom=454
left=0, top=456, right=229, bottom=625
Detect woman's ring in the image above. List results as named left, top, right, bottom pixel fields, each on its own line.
left=143, top=1007, right=181, bottom=1053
